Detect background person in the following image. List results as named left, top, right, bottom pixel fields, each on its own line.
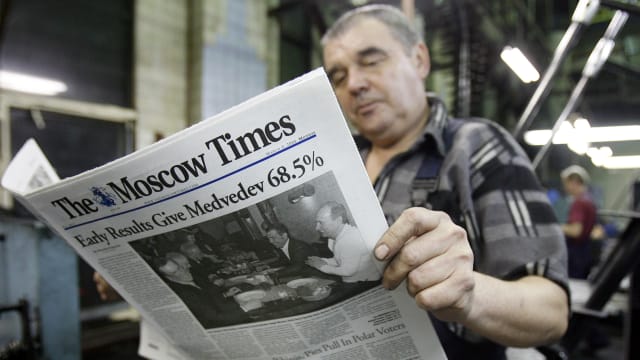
left=560, top=165, right=597, bottom=279
left=321, top=5, right=568, bottom=359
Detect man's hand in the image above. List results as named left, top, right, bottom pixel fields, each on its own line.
left=93, top=272, right=122, bottom=301
left=373, top=207, right=475, bottom=323
left=305, top=256, right=327, bottom=268
left=374, top=208, right=569, bottom=347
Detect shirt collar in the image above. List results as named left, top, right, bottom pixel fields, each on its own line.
left=420, top=93, right=449, bottom=156
left=278, top=239, right=290, bottom=259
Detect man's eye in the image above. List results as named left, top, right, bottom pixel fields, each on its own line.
left=330, top=73, right=346, bottom=87
left=361, top=55, right=385, bottom=67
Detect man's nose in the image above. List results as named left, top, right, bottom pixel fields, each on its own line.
left=346, top=67, right=368, bottom=95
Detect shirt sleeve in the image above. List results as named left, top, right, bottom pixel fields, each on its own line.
left=318, top=233, right=363, bottom=277
left=454, top=121, right=568, bottom=294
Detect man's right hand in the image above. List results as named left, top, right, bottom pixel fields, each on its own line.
left=93, top=272, right=122, bottom=301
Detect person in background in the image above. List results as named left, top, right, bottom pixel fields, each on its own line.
left=560, top=165, right=611, bottom=353
left=305, top=201, right=381, bottom=283
left=321, top=4, right=568, bottom=359
left=560, top=165, right=597, bottom=279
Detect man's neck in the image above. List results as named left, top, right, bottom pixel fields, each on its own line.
left=366, top=105, right=430, bottom=182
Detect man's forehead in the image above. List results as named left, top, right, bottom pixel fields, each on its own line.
left=317, top=207, right=331, bottom=218
left=324, top=19, right=395, bottom=55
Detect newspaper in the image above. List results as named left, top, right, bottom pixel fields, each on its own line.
left=1, top=69, right=445, bottom=360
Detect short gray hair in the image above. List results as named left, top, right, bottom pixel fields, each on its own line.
left=321, top=4, right=420, bottom=54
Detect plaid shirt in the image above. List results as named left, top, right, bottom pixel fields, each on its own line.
left=357, top=95, right=568, bottom=355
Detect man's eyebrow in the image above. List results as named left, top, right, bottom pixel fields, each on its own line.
left=357, top=46, right=387, bottom=58
left=324, top=46, right=388, bottom=80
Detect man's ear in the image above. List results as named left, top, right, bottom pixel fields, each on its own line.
left=412, top=42, right=431, bottom=80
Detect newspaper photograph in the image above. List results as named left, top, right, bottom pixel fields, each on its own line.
left=2, top=68, right=445, bottom=360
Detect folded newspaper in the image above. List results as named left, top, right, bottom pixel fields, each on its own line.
left=2, top=68, right=445, bottom=360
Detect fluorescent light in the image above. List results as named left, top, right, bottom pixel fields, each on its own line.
left=524, top=122, right=640, bottom=145
left=568, top=139, right=589, bottom=155
left=500, top=46, right=540, bottom=83
left=573, top=117, right=591, bottom=130
left=588, top=146, right=613, bottom=167
left=0, top=70, right=67, bottom=95
left=602, top=155, right=640, bottom=169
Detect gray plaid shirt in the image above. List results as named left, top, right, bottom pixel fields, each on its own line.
left=357, top=95, right=568, bottom=353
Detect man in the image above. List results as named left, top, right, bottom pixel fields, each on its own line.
left=179, top=242, right=223, bottom=266
left=178, top=225, right=223, bottom=255
left=306, top=201, right=381, bottom=283
left=321, top=4, right=568, bottom=358
left=560, top=165, right=597, bottom=279
left=264, top=222, right=315, bottom=265
left=179, top=242, right=223, bottom=286
left=96, top=4, right=568, bottom=356
left=157, top=252, right=201, bottom=289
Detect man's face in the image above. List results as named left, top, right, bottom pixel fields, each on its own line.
left=562, top=177, right=580, bottom=196
left=184, top=246, right=203, bottom=261
left=323, top=18, right=430, bottom=146
left=170, top=253, right=191, bottom=269
left=315, top=207, right=341, bottom=239
left=159, top=259, right=190, bottom=280
left=266, top=229, right=288, bottom=249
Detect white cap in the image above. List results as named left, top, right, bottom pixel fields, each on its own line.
left=561, top=165, right=590, bottom=184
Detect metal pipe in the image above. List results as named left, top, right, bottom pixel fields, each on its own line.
left=601, top=0, right=640, bottom=16
left=512, top=0, right=601, bottom=140
left=563, top=218, right=640, bottom=352
left=531, top=10, right=628, bottom=169
left=531, top=76, right=588, bottom=169
left=512, top=23, right=583, bottom=139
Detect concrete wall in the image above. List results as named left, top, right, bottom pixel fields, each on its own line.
left=135, top=0, right=274, bottom=147
left=135, top=0, right=189, bottom=147
left=0, top=222, right=79, bottom=360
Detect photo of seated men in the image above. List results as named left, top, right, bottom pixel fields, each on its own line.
left=129, top=173, right=381, bottom=327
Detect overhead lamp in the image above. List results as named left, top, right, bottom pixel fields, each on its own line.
left=500, top=46, right=540, bottom=83
left=588, top=146, right=613, bottom=167
left=601, top=155, right=640, bottom=169
left=287, top=184, right=315, bottom=204
left=525, top=119, right=640, bottom=169
left=0, top=70, right=68, bottom=96
left=524, top=122, right=640, bottom=145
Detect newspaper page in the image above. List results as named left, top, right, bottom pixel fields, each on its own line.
left=2, top=68, right=445, bottom=360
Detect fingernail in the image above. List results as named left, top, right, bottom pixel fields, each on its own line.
left=375, top=244, right=389, bottom=260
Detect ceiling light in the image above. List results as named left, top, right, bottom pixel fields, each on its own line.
left=588, top=146, right=613, bottom=167
left=500, top=46, right=540, bottom=83
left=573, top=117, right=591, bottom=130
left=568, top=139, right=589, bottom=155
left=0, top=70, right=67, bottom=95
left=524, top=122, right=640, bottom=145
left=602, top=155, right=640, bottom=169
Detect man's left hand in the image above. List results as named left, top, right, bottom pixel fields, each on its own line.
left=373, top=207, right=475, bottom=323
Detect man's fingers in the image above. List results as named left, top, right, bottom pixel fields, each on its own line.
left=403, top=254, right=455, bottom=296
left=413, top=270, right=475, bottom=322
left=374, top=208, right=445, bottom=261
left=377, top=209, right=459, bottom=289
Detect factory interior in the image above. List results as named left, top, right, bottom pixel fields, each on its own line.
left=0, top=0, right=639, bottom=359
